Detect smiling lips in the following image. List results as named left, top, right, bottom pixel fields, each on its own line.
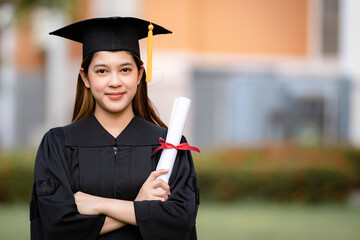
left=106, top=92, right=124, bottom=100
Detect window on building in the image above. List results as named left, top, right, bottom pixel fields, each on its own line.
left=321, top=0, right=339, bottom=57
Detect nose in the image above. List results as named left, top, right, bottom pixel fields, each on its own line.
left=108, top=72, right=122, bottom=87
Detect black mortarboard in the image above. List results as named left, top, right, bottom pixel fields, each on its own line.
left=50, top=17, right=171, bottom=58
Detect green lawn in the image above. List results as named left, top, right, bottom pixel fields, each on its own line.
left=1, top=201, right=360, bottom=240
left=0, top=203, right=30, bottom=240
left=197, top=201, right=360, bottom=240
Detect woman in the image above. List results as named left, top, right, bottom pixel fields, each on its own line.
left=30, top=17, right=199, bottom=240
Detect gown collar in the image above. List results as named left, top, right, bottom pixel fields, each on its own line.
left=64, top=115, right=166, bottom=147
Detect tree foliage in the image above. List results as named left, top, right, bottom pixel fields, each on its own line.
left=0, top=0, right=74, bottom=17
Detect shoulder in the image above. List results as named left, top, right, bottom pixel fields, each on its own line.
left=36, top=127, right=67, bottom=162
left=39, top=117, right=95, bottom=148
left=41, top=127, right=66, bottom=145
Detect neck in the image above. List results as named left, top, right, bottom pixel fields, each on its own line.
left=94, top=106, right=135, bottom=138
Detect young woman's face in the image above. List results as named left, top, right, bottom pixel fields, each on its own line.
left=80, top=51, right=144, bottom=117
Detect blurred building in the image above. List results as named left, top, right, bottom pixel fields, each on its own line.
left=0, top=0, right=359, bottom=150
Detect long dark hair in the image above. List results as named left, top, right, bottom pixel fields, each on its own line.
left=72, top=51, right=166, bottom=128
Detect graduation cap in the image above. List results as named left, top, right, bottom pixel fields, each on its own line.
left=49, top=17, right=172, bottom=82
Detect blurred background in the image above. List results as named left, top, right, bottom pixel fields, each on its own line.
left=1, top=0, right=360, bottom=239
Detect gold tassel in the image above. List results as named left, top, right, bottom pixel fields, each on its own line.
left=146, top=22, right=154, bottom=83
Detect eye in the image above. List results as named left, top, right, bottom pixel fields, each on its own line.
left=96, top=69, right=108, bottom=74
left=121, top=68, right=132, bottom=73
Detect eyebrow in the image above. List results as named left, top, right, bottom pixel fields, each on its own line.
left=92, top=62, right=133, bottom=69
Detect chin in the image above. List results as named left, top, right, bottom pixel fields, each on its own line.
left=107, top=106, right=132, bottom=115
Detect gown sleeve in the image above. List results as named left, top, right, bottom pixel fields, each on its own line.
left=134, top=138, right=199, bottom=240
left=30, top=128, right=105, bottom=240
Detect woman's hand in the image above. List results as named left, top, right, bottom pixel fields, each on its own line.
left=74, top=191, right=103, bottom=215
left=135, top=169, right=171, bottom=202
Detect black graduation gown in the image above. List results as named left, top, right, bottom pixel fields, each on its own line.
left=30, top=115, right=199, bottom=240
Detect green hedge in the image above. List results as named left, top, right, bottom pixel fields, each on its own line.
left=194, top=146, right=360, bottom=202
left=1, top=146, right=360, bottom=203
left=0, top=151, right=35, bottom=202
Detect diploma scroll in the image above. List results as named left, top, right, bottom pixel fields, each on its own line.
left=155, top=97, right=191, bottom=184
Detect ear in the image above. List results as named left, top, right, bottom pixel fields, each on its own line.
left=79, top=68, right=90, bottom=88
left=138, top=67, right=144, bottom=85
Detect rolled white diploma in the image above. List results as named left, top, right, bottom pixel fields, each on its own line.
left=155, top=97, right=192, bottom=184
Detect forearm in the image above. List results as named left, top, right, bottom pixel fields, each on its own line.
left=99, top=198, right=137, bottom=226
left=75, top=169, right=170, bottom=229
left=74, top=192, right=137, bottom=226
left=100, top=216, right=126, bottom=235
left=98, top=169, right=170, bottom=227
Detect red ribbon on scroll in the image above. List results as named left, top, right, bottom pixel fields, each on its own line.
left=151, top=137, right=200, bottom=157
